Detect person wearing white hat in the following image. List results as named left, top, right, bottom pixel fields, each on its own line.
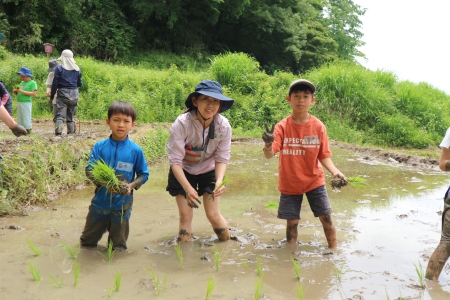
left=51, top=49, right=82, bottom=135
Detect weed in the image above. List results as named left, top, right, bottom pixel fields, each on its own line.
left=254, top=275, right=264, bottom=300
left=291, top=257, right=301, bottom=280
left=175, top=244, right=183, bottom=268
left=98, top=240, right=116, bottom=262
left=28, top=261, right=42, bottom=282
left=27, top=240, right=42, bottom=256
left=49, top=275, right=63, bottom=288
left=413, top=260, right=426, bottom=289
left=144, top=266, right=166, bottom=295
left=61, top=242, right=80, bottom=260
left=256, top=256, right=263, bottom=277
left=205, top=277, right=217, bottom=300
left=114, top=271, right=121, bottom=292
left=73, top=261, right=80, bottom=286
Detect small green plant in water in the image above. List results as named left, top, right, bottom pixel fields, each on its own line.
left=213, top=246, right=221, bottom=271
left=27, top=240, right=42, bottom=256
left=205, top=276, right=217, bottom=300
left=256, top=256, right=263, bottom=277
left=254, top=275, right=264, bottom=300
left=144, top=266, right=166, bottom=295
left=241, top=259, right=251, bottom=271
left=210, top=178, right=229, bottom=201
left=413, top=260, right=426, bottom=289
left=347, top=176, right=367, bottom=187
left=291, top=257, right=301, bottom=280
left=175, top=244, right=183, bottom=268
left=61, top=242, right=80, bottom=260
left=264, top=200, right=278, bottom=209
left=297, top=283, right=305, bottom=300
left=49, top=275, right=63, bottom=288
left=73, top=261, right=80, bottom=287
left=28, top=261, right=42, bottom=282
left=98, top=240, right=116, bottom=262
left=114, top=271, right=121, bottom=292
left=334, top=263, right=348, bottom=282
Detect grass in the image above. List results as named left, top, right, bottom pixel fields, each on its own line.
left=61, top=242, right=80, bottom=260
left=98, top=240, right=116, bottom=262
left=73, top=261, right=80, bottom=286
left=144, top=266, right=166, bottom=295
left=256, top=256, right=263, bottom=277
left=28, top=261, right=42, bottom=282
left=205, top=277, right=217, bottom=300
left=27, top=240, right=42, bottom=256
left=291, top=257, right=301, bottom=280
left=413, top=260, right=426, bottom=289
left=213, top=246, right=222, bottom=271
left=114, top=271, right=122, bottom=292
left=49, top=275, right=63, bottom=288
left=264, top=200, right=279, bottom=209
left=254, top=275, right=264, bottom=300
left=175, top=244, right=183, bottom=269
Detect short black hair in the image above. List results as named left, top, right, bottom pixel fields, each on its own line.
left=289, top=84, right=314, bottom=96
left=108, top=101, right=137, bottom=121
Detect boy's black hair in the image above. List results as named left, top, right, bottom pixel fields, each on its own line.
left=108, top=101, right=137, bottom=121
left=289, top=84, right=314, bottom=96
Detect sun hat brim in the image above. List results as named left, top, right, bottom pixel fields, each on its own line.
left=185, top=91, right=234, bottom=113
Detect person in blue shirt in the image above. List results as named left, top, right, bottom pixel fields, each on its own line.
left=0, top=81, right=13, bottom=116
left=80, top=101, right=149, bottom=251
left=51, top=49, right=82, bottom=135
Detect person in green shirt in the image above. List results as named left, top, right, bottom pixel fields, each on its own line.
left=13, top=67, right=37, bottom=134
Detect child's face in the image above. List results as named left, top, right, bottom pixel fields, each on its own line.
left=286, top=90, right=316, bottom=113
left=106, top=113, right=136, bottom=141
left=192, top=95, right=221, bottom=119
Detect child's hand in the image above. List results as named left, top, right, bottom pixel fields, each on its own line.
left=185, top=187, right=201, bottom=208
left=262, top=122, right=274, bottom=145
left=13, top=89, right=18, bottom=95
left=333, top=172, right=347, bottom=183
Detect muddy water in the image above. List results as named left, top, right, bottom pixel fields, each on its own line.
left=1, top=142, right=450, bottom=300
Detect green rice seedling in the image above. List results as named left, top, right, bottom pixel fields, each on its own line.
left=256, top=256, right=263, bottom=277
left=240, top=259, right=251, bottom=271
left=90, top=159, right=121, bottom=192
left=334, top=263, right=348, bottom=282
left=61, top=242, right=80, bottom=260
left=114, top=271, right=121, bottom=292
left=385, top=286, right=390, bottom=300
left=297, top=283, right=305, bottom=300
left=48, top=275, right=63, bottom=288
left=27, top=240, right=42, bottom=256
left=98, top=240, right=116, bottom=262
left=264, top=200, right=278, bottom=209
left=254, top=275, right=264, bottom=300
left=175, top=244, right=183, bottom=268
left=291, top=257, right=301, bottom=280
left=144, top=266, right=166, bottom=295
left=210, top=178, right=229, bottom=201
left=213, top=246, right=221, bottom=271
left=28, top=261, right=42, bottom=282
left=413, top=260, right=426, bottom=289
left=73, top=261, right=80, bottom=286
left=205, top=277, right=217, bottom=300
left=347, top=176, right=367, bottom=187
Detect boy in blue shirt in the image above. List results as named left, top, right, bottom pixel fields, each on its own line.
left=80, top=101, right=149, bottom=251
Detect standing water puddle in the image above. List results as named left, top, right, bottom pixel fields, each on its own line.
left=1, top=142, right=450, bottom=299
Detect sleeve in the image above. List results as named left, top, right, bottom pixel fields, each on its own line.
left=272, top=122, right=283, bottom=154
left=51, top=67, right=60, bottom=99
left=214, top=123, right=232, bottom=163
left=440, top=127, right=450, bottom=149
left=45, top=73, right=54, bottom=87
left=77, top=71, right=82, bottom=87
left=317, top=125, right=332, bottom=159
left=133, top=148, right=149, bottom=190
left=0, top=83, right=8, bottom=105
left=30, top=81, right=37, bottom=91
left=167, top=118, right=187, bottom=166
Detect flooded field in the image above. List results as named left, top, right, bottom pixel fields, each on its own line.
left=1, top=141, right=450, bottom=300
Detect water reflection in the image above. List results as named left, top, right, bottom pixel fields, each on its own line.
left=0, top=142, right=449, bottom=299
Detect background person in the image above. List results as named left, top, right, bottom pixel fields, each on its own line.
left=166, top=80, right=233, bottom=242
left=13, top=67, right=37, bottom=134
left=51, top=49, right=82, bottom=135
left=44, top=59, right=60, bottom=124
left=0, top=81, right=13, bottom=116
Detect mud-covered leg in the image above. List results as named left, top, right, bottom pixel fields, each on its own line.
left=319, top=214, right=337, bottom=248
left=176, top=195, right=194, bottom=242
left=286, top=220, right=299, bottom=243
left=426, top=242, right=450, bottom=280
left=204, top=193, right=230, bottom=241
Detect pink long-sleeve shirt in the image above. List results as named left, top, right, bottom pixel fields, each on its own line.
left=167, top=111, right=232, bottom=175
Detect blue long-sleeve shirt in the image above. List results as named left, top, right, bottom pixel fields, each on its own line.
left=51, top=65, right=82, bottom=99
left=86, top=136, right=149, bottom=210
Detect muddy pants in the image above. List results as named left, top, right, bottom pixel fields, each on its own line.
left=54, top=88, right=78, bottom=135
left=80, top=205, right=132, bottom=251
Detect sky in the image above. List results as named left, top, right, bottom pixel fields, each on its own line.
left=352, top=0, right=450, bottom=94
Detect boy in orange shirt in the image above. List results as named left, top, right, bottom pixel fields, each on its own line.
left=262, top=79, right=347, bottom=248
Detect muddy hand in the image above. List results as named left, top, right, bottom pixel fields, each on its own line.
left=262, top=122, right=275, bottom=145
left=186, top=192, right=202, bottom=208
left=10, top=124, right=27, bottom=137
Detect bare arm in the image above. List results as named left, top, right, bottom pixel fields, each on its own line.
left=14, top=89, right=36, bottom=97
left=263, top=143, right=275, bottom=159
left=320, top=157, right=346, bottom=180
left=439, top=147, right=450, bottom=171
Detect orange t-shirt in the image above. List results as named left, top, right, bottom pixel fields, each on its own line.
left=272, top=115, right=332, bottom=195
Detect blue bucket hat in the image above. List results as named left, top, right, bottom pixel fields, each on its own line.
left=17, top=67, right=33, bottom=78
left=185, top=80, right=234, bottom=113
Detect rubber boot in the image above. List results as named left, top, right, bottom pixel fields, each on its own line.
left=67, top=122, right=75, bottom=134
left=55, top=119, right=64, bottom=136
